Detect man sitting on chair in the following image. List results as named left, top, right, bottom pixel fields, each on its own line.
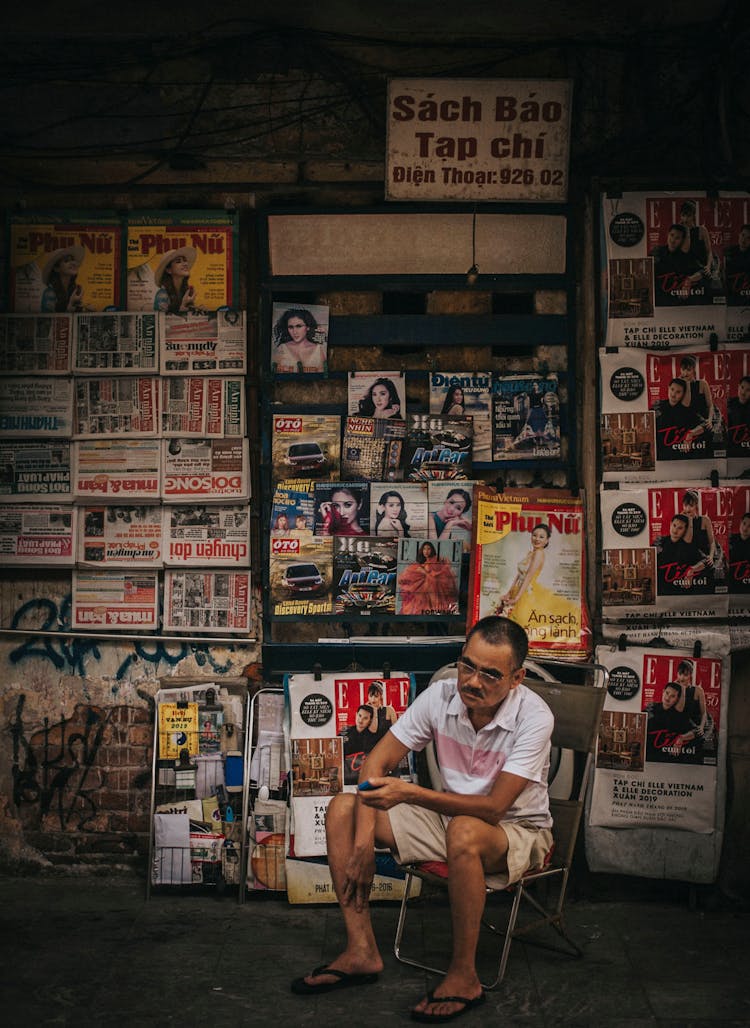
left=291, top=615, right=554, bottom=1023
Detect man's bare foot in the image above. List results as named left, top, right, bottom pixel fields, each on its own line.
left=411, top=971, right=483, bottom=1019
left=301, top=947, right=384, bottom=988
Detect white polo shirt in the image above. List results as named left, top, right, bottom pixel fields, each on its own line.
left=391, top=673, right=553, bottom=827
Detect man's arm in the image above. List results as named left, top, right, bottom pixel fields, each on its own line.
left=359, top=768, right=533, bottom=828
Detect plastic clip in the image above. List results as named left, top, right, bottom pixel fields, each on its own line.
left=618, top=633, right=627, bottom=651
left=709, top=333, right=719, bottom=352
left=710, top=469, right=720, bottom=488
left=313, top=662, right=322, bottom=682
left=382, top=661, right=391, bottom=681
left=693, top=640, right=702, bottom=659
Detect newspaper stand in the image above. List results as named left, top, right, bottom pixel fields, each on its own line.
left=146, top=677, right=250, bottom=900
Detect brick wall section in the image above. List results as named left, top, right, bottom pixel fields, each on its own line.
left=16, top=703, right=154, bottom=871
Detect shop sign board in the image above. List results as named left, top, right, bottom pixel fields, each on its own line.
left=386, top=78, right=572, bottom=202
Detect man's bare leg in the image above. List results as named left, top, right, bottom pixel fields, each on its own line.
left=412, top=816, right=508, bottom=1018
left=300, top=792, right=396, bottom=987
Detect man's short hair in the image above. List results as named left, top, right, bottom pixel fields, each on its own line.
left=663, top=682, right=682, bottom=697
left=466, top=615, right=529, bottom=668
left=357, top=703, right=374, bottom=721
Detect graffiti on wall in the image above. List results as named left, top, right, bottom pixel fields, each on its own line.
left=8, top=694, right=126, bottom=829
left=8, top=593, right=250, bottom=679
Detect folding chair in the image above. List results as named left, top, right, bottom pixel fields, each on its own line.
left=393, top=660, right=608, bottom=989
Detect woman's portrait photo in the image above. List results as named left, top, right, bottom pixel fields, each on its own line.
left=348, top=371, right=406, bottom=420
left=41, top=245, right=86, bottom=313
left=271, top=302, right=329, bottom=373
left=153, top=247, right=197, bottom=315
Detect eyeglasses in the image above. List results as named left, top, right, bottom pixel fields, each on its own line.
left=456, top=655, right=517, bottom=687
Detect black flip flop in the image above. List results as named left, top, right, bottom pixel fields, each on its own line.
left=410, top=990, right=486, bottom=1023
left=290, top=965, right=379, bottom=995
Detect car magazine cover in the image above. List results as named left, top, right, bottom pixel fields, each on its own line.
left=73, top=313, right=159, bottom=373
left=286, top=671, right=414, bottom=856
left=161, top=377, right=244, bottom=437
left=726, top=347, right=750, bottom=477
left=467, top=487, right=591, bottom=659
left=589, top=643, right=725, bottom=834
left=369, top=482, right=429, bottom=539
left=600, top=348, right=727, bottom=481
left=8, top=212, right=122, bottom=313
left=427, top=481, right=478, bottom=554
left=0, top=314, right=72, bottom=374
left=340, top=415, right=406, bottom=482
left=348, top=371, right=406, bottom=420
left=162, top=308, right=246, bottom=375
left=270, top=302, right=329, bottom=374
left=269, top=535, right=333, bottom=617
left=333, top=535, right=397, bottom=615
left=429, top=371, right=492, bottom=462
left=313, top=482, right=370, bottom=537
left=0, top=441, right=72, bottom=503
left=1, top=377, right=74, bottom=438
left=163, top=505, right=250, bottom=567
left=162, top=437, right=249, bottom=503
left=74, top=377, right=159, bottom=437
left=600, top=483, right=730, bottom=620
left=72, top=569, right=159, bottom=629
left=405, top=413, right=473, bottom=482
left=271, top=413, right=341, bottom=489
left=77, top=504, right=164, bottom=568
left=492, top=374, right=561, bottom=461
left=0, top=504, right=75, bottom=565
left=73, top=439, right=160, bottom=502
left=396, top=537, right=462, bottom=615
left=163, top=570, right=251, bottom=633
left=126, top=210, right=238, bottom=313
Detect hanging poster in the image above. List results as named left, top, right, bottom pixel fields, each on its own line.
left=601, top=191, right=731, bottom=348
left=427, top=481, right=478, bottom=554
left=0, top=314, right=72, bottom=374
left=600, top=348, right=727, bottom=481
left=333, top=536, right=397, bottom=615
left=126, top=211, right=238, bottom=313
left=313, top=482, right=371, bottom=537
left=719, top=192, right=750, bottom=342
left=348, top=371, right=406, bottom=420
left=466, top=487, right=590, bottom=659
left=286, top=671, right=414, bottom=856
left=74, top=377, right=159, bottom=438
left=590, top=643, right=724, bottom=834
left=600, top=483, right=730, bottom=620
left=8, top=212, right=122, bottom=313
left=270, top=302, right=329, bottom=374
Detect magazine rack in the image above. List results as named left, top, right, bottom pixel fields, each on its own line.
left=258, top=204, right=577, bottom=679
left=146, top=677, right=250, bottom=900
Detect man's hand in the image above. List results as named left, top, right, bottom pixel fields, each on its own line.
left=357, top=775, right=412, bottom=810
left=341, top=846, right=376, bottom=912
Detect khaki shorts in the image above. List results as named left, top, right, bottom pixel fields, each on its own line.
left=387, top=803, right=554, bottom=889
